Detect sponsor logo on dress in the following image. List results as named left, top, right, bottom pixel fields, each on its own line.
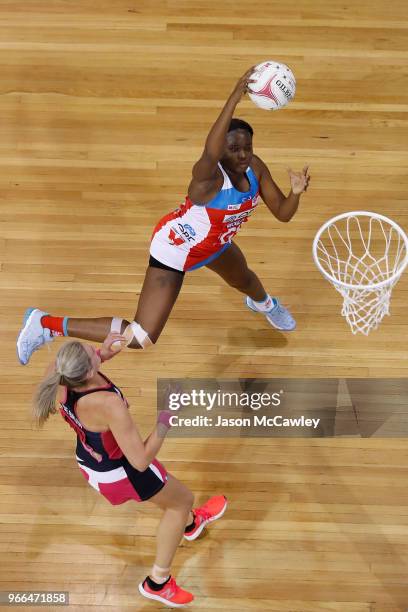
left=183, top=223, right=196, bottom=237
left=168, top=227, right=185, bottom=246
left=223, top=210, right=252, bottom=224
left=61, top=404, right=83, bottom=429
left=168, top=223, right=196, bottom=246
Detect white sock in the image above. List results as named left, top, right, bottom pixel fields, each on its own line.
left=251, top=294, right=277, bottom=312
left=151, top=565, right=170, bottom=584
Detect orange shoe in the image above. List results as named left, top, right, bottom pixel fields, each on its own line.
left=184, top=494, right=227, bottom=541
left=138, top=576, right=194, bottom=608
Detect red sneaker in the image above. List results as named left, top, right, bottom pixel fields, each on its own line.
left=184, top=494, right=227, bottom=541
left=138, top=576, right=194, bottom=608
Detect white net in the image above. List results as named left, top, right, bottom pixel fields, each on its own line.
left=312, top=212, right=408, bottom=335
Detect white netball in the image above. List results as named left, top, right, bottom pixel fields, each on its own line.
left=248, top=60, right=296, bottom=111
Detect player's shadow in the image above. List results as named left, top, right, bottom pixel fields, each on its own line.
left=295, top=441, right=408, bottom=608
left=227, top=325, right=288, bottom=350
left=22, top=489, right=196, bottom=611
left=166, top=359, right=291, bottom=551
left=161, top=373, right=408, bottom=605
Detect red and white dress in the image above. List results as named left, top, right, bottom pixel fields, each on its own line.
left=150, top=163, right=260, bottom=271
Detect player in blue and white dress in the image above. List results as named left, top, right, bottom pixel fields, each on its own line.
left=17, top=67, right=310, bottom=365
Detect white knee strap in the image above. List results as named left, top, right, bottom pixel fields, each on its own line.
left=111, top=317, right=124, bottom=333
left=124, top=321, right=153, bottom=349
left=111, top=318, right=152, bottom=349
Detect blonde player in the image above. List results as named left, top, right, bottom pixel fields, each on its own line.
left=34, top=332, right=227, bottom=607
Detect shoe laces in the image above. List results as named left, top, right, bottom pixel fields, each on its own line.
left=21, top=336, right=43, bottom=354
left=162, top=577, right=178, bottom=596
left=266, top=298, right=280, bottom=312
left=194, top=507, right=211, bottom=522
left=22, top=329, right=52, bottom=353
left=268, top=300, right=291, bottom=317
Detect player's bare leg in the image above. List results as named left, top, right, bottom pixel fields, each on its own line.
left=207, top=242, right=296, bottom=331
left=67, top=266, right=184, bottom=346
left=17, top=266, right=184, bottom=364
left=206, top=241, right=267, bottom=300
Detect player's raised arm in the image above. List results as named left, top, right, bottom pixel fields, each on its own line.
left=102, top=396, right=171, bottom=472
left=191, top=67, right=255, bottom=183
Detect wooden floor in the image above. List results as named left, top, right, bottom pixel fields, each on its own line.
left=2, top=1, right=408, bottom=610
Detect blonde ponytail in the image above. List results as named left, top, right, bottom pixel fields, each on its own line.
left=32, top=341, right=92, bottom=427
left=33, top=370, right=62, bottom=427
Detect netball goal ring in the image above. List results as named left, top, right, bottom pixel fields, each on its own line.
left=312, top=211, right=408, bottom=335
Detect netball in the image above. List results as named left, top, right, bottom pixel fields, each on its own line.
left=248, top=60, right=296, bottom=111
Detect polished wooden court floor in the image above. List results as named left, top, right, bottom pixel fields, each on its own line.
left=1, top=1, right=408, bottom=610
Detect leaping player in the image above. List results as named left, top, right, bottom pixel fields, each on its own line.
left=17, top=67, right=310, bottom=365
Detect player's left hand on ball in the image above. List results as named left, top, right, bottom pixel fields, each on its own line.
left=100, top=332, right=127, bottom=360
left=288, top=165, right=310, bottom=194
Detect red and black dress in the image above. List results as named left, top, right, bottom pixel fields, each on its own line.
left=59, top=372, right=167, bottom=505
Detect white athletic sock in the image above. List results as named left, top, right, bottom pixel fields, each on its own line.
left=151, top=565, right=170, bottom=584
left=251, top=294, right=277, bottom=312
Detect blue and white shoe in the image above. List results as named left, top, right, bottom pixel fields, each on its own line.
left=245, top=296, right=296, bottom=331
left=17, top=308, right=54, bottom=365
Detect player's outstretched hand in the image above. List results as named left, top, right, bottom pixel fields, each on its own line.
left=288, top=165, right=310, bottom=195
left=100, top=332, right=126, bottom=361
left=230, top=67, right=257, bottom=103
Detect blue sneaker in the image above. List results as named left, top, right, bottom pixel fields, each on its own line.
left=17, top=308, right=54, bottom=365
left=245, top=296, right=296, bottom=331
